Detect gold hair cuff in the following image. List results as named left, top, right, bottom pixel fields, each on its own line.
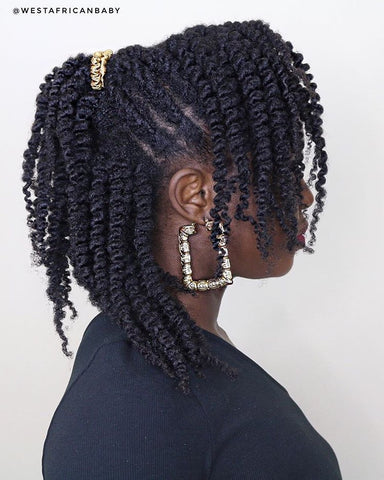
left=90, top=49, right=113, bottom=90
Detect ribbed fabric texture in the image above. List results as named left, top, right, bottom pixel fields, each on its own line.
left=42, top=312, right=343, bottom=479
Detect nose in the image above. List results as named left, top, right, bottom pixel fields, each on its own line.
left=299, top=178, right=314, bottom=210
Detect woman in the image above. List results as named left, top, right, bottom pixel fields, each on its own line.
left=22, top=19, right=342, bottom=479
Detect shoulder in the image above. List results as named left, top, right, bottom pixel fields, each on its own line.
left=43, top=336, right=212, bottom=480
left=64, top=334, right=212, bottom=426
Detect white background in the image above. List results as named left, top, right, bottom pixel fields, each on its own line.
left=0, top=0, right=383, bottom=478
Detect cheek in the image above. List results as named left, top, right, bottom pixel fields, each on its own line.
left=227, top=218, right=263, bottom=274
left=228, top=212, right=297, bottom=279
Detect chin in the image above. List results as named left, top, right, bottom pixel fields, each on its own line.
left=270, top=251, right=297, bottom=276
left=253, top=255, right=296, bottom=279
left=236, top=262, right=295, bottom=280
left=234, top=246, right=298, bottom=280
left=268, top=262, right=295, bottom=278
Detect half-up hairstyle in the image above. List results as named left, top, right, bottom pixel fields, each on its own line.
left=21, top=19, right=327, bottom=395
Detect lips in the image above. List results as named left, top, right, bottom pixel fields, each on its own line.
left=296, top=221, right=308, bottom=247
left=297, top=220, right=309, bottom=236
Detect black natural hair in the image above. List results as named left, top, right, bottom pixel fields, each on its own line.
left=21, top=19, right=327, bottom=395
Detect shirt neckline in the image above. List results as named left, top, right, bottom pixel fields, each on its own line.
left=197, top=326, right=259, bottom=366
left=197, top=326, right=289, bottom=393
left=89, top=312, right=287, bottom=393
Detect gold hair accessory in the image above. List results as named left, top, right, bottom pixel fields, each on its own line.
left=90, top=49, right=113, bottom=90
left=178, top=218, right=233, bottom=291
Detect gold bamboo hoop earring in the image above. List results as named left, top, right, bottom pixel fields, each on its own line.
left=178, top=217, right=233, bottom=291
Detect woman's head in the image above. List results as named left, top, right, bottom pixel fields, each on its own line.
left=160, top=163, right=314, bottom=285
left=22, top=19, right=327, bottom=395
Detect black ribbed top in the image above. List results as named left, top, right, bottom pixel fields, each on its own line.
left=42, top=311, right=342, bottom=479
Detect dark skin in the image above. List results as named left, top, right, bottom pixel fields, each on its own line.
left=152, top=160, right=314, bottom=347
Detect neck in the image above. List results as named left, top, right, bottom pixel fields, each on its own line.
left=174, top=285, right=227, bottom=336
left=152, top=216, right=230, bottom=338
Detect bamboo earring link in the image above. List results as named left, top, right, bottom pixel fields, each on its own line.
left=204, top=216, right=214, bottom=231
left=178, top=218, right=233, bottom=291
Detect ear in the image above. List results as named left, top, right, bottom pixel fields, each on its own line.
left=168, top=167, right=213, bottom=226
